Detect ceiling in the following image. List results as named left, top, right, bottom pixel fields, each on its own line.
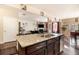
left=31, top=4, right=79, bottom=19
left=4, top=4, right=79, bottom=19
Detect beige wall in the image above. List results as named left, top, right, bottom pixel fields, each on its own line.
left=0, top=17, right=3, bottom=43
left=0, top=5, right=19, bottom=44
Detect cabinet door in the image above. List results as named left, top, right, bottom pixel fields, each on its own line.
left=26, top=42, right=46, bottom=54
left=54, top=38, right=60, bottom=55
left=52, top=22, right=60, bottom=33
left=29, top=47, right=45, bottom=55
left=47, top=44, right=54, bottom=55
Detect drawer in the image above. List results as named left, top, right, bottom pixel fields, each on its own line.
left=28, top=47, right=45, bottom=55
left=47, top=44, right=54, bottom=55
left=47, top=39, right=54, bottom=45
left=26, top=41, right=46, bottom=54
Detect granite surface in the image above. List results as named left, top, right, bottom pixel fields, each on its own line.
left=16, top=33, right=63, bottom=48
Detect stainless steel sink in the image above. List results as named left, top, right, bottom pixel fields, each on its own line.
left=40, top=33, right=55, bottom=38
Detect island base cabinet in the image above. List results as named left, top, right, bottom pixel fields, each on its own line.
left=54, top=38, right=60, bottom=55
left=18, top=43, right=26, bottom=55
left=17, top=36, right=63, bottom=55
left=47, top=44, right=54, bottom=55
left=28, top=47, right=46, bottom=55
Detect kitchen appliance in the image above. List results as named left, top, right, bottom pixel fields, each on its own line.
left=38, top=24, right=44, bottom=28
left=38, top=23, right=45, bottom=33
left=39, top=29, right=44, bottom=33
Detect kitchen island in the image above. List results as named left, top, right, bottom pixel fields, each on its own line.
left=16, top=33, right=64, bottom=55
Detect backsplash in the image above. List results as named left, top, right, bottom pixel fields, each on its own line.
left=19, top=20, right=37, bottom=34
left=18, top=11, right=48, bottom=35
left=18, top=11, right=39, bottom=34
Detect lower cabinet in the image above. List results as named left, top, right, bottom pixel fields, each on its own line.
left=26, top=42, right=46, bottom=55
left=18, top=36, right=62, bottom=55
left=47, top=44, right=54, bottom=55
left=47, top=37, right=60, bottom=55
left=54, top=38, right=60, bottom=55
left=29, top=47, right=46, bottom=55
left=46, top=38, right=55, bottom=55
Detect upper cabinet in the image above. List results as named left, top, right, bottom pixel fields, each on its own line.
left=18, top=9, right=48, bottom=34
left=18, top=10, right=38, bottom=34
left=37, top=16, right=48, bottom=22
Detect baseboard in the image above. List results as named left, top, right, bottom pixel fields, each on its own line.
left=0, top=40, right=16, bottom=44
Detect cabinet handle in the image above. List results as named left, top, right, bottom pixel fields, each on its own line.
left=36, top=46, right=43, bottom=49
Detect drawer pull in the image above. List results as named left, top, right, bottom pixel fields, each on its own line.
left=36, top=46, right=43, bottom=49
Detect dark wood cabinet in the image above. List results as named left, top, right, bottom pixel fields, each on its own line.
left=47, top=43, right=54, bottom=55
left=18, top=36, right=62, bottom=55
left=47, top=39, right=55, bottom=45
left=46, top=37, right=60, bottom=55
left=26, top=42, right=46, bottom=54
left=29, top=47, right=46, bottom=55
left=46, top=39, right=55, bottom=55
left=54, top=37, right=60, bottom=55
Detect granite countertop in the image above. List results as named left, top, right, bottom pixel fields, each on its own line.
left=16, top=33, right=63, bottom=48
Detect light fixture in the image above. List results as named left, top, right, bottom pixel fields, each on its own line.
left=20, top=4, right=27, bottom=11
left=37, top=11, right=47, bottom=22
left=75, top=18, right=78, bottom=22
left=19, top=4, right=27, bottom=16
left=40, top=11, right=44, bottom=16
left=53, top=17, right=60, bottom=22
